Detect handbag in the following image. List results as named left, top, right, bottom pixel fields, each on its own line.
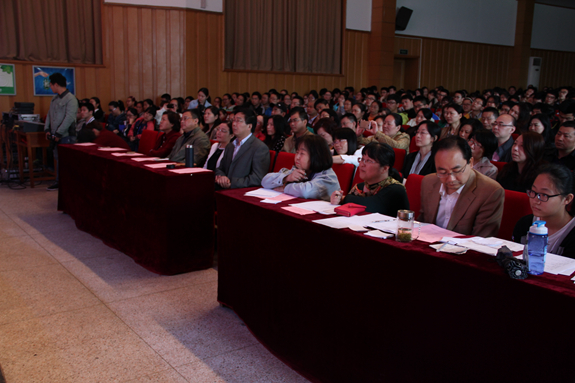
left=334, top=203, right=366, bottom=217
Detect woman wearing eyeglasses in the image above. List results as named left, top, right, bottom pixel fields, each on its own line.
left=497, top=131, right=546, bottom=192
left=512, top=164, right=575, bottom=257
left=204, top=121, right=234, bottom=171
left=330, top=142, right=409, bottom=216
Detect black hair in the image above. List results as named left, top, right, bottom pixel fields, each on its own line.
left=513, top=102, right=533, bottom=131
left=314, top=99, right=329, bottom=108
left=400, top=94, right=413, bottom=101
left=292, top=96, right=304, bottom=106
left=108, top=100, right=125, bottom=111
left=163, top=110, right=181, bottom=132
left=251, top=91, right=262, bottom=99
left=416, top=108, right=433, bottom=121
left=49, top=73, right=67, bottom=87
left=264, top=115, right=289, bottom=148
left=332, top=128, right=358, bottom=155
left=536, top=163, right=574, bottom=197
left=482, top=107, right=500, bottom=118
left=161, top=93, right=171, bottom=101
left=144, top=107, right=157, bottom=117
left=474, top=96, right=486, bottom=106
left=144, top=99, right=154, bottom=107
left=289, top=107, right=308, bottom=124
left=183, top=108, right=202, bottom=121
left=443, top=102, right=464, bottom=115
left=413, top=95, right=429, bottom=105
left=460, top=118, right=483, bottom=140
left=473, top=129, right=498, bottom=159
left=434, top=136, right=472, bottom=163
left=202, top=105, right=222, bottom=134
left=80, top=102, right=95, bottom=113
left=198, top=87, right=211, bottom=103
left=295, top=134, right=333, bottom=174
left=417, top=120, right=441, bottom=141
left=528, top=114, right=552, bottom=145
left=361, top=142, right=400, bottom=181
left=126, top=107, right=138, bottom=117
left=388, top=113, right=403, bottom=128
left=319, top=108, right=340, bottom=125
left=499, top=131, right=545, bottom=188
left=386, top=94, right=400, bottom=103
left=90, top=97, right=101, bottom=108
left=352, top=102, right=367, bottom=120
left=341, top=113, right=357, bottom=126
left=314, top=118, right=338, bottom=139
left=235, top=107, right=257, bottom=133
left=308, top=90, right=319, bottom=100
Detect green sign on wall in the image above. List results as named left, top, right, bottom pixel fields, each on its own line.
left=0, top=64, right=16, bottom=95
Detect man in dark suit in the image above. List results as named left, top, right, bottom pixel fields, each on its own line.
left=215, top=108, right=270, bottom=189
left=418, top=136, right=504, bottom=237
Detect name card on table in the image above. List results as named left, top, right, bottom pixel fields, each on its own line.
left=131, top=157, right=160, bottom=162
left=144, top=162, right=177, bottom=169
left=111, top=152, right=144, bottom=157
left=74, top=143, right=96, bottom=146
left=169, top=168, right=212, bottom=174
left=97, top=147, right=128, bottom=151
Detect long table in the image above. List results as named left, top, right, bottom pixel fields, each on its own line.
left=58, top=144, right=214, bottom=275
left=216, top=188, right=575, bottom=383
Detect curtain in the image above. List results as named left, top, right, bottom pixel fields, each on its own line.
left=0, top=0, right=103, bottom=65
left=224, top=0, right=342, bottom=74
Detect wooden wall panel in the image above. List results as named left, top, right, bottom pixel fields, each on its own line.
left=531, top=49, right=575, bottom=88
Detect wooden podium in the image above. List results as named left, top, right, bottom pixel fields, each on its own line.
left=15, top=130, right=55, bottom=187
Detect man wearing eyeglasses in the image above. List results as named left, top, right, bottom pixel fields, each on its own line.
left=491, top=114, right=516, bottom=162
left=168, top=109, right=210, bottom=166
left=282, top=107, right=314, bottom=153
left=419, top=136, right=504, bottom=237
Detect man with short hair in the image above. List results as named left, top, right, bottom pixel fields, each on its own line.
left=558, top=102, right=575, bottom=125
left=341, top=113, right=358, bottom=134
left=384, top=94, right=408, bottom=124
left=44, top=72, right=78, bottom=191
left=558, top=87, right=569, bottom=103
left=169, top=109, right=210, bottom=166
left=307, top=100, right=319, bottom=127
left=400, top=94, right=416, bottom=119
left=491, top=114, right=516, bottom=162
left=78, top=102, right=101, bottom=131
left=453, top=91, right=465, bottom=105
left=160, top=93, right=171, bottom=106
left=461, top=97, right=473, bottom=116
left=465, top=96, right=484, bottom=119
left=271, top=102, right=288, bottom=118
left=291, top=96, right=304, bottom=108
left=315, top=99, right=329, bottom=115
left=251, top=92, right=264, bottom=115
left=215, top=108, right=270, bottom=189
left=282, top=108, right=314, bottom=153
left=545, top=122, right=575, bottom=170
left=545, top=90, right=558, bottom=107
left=480, top=107, right=499, bottom=130
left=419, top=136, right=504, bottom=237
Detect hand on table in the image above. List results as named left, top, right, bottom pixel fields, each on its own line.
left=330, top=189, right=344, bottom=205
left=215, top=175, right=231, bottom=189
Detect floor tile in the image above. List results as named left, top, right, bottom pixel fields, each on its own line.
left=176, top=343, right=310, bottom=383
left=122, top=368, right=189, bottom=383
left=0, top=305, right=170, bottom=383
left=0, top=212, right=28, bottom=238
left=60, top=253, right=218, bottom=302
left=0, top=263, right=101, bottom=325
left=108, top=282, right=258, bottom=367
left=7, top=210, right=77, bottom=236
left=0, top=235, right=58, bottom=272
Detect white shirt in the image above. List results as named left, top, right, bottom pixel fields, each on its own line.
left=436, top=183, right=465, bottom=229
left=549, top=217, right=575, bottom=255
left=232, top=133, right=252, bottom=160
left=339, top=147, right=363, bottom=167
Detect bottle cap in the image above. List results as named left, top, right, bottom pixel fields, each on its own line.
left=529, top=220, right=548, bottom=235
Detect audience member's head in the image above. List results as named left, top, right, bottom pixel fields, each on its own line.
left=295, top=135, right=333, bottom=175
left=470, top=129, right=498, bottom=161
left=159, top=110, right=180, bottom=133
left=459, top=118, right=483, bottom=141
left=332, top=128, right=358, bottom=156
left=433, top=136, right=473, bottom=194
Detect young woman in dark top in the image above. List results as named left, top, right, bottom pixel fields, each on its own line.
left=202, top=106, right=221, bottom=140
left=528, top=113, right=554, bottom=149
left=90, top=97, right=105, bottom=122
left=149, top=111, right=182, bottom=158
left=402, top=121, right=440, bottom=179
left=497, top=131, right=545, bottom=192
left=264, top=115, right=289, bottom=151
left=331, top=142, right=409, bottom=216
left=513, top=164, right=575, bottom=257
left=204, top=121, right=234, bottom=171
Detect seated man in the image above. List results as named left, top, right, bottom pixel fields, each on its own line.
left=480, top=107, right=499, bottom=130
left=282, top=107, right=314, bottom=153
left=491, top=113, right=515, bottom=162
left=419, top=136, right=504, bottom=237
left=169, top=109, right=210, bottom=166
left=78, top=102, right=101, bottom=131
left=215, top=108, right=270, bottom=189
left=544, top=121, right=575, bottom=170
left=77, top=117, right=131, bottom=150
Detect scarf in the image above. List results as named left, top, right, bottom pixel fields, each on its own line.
left=349, top=176, right=404, bottom=197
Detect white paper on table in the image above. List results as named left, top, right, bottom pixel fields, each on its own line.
left=290, top=200, right=339, bottom=214
left=440, top=236, right=524, bottom=255
left=349, top=225, right=369, bottom=232
left=368, top=219, right=398, bottom=234
left=430, top=243, right=468, bottom=254
left=169, top=168, right=212, bottom=174
left=543, top=253, right=575, bottom=275
left=282, top=206, right=316, bottom=215
left=111, top=152, right=143, bottom=157
left=74, top=142, right=96, bottom=146
left=244, top=188, right=284, bottom=199
left=131, top=157, right=159, bottom=162
left=364, top=230, right=393, bottom=239
left=144, top=162, right=177, bottom=169
left=416, top=224, right=461, bottom=243
left=97, top=147, right=127, bottom=151
left=312, top=216, right=355, bottom=229
left=313, top=213, right=392, bottom=230
left=472, top=237, right=524, bottom=252
left=558, top=265, right=575, bottom=276
left=261, top=194, right=297, bottom=204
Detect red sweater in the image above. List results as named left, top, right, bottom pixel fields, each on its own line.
left=149, top=130, right=182, bottom=158
left=94, top=129, right=130, bottom=150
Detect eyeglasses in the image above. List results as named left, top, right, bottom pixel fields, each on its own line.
left=492, top=122, right=514, bottom=128
left=232, top=118, right=245, bottom=123
left=415, top=130, right=430, bottom=136
left=468, top=139, right=482, bottom=148
left=333, top=139, right=348, bottom=144
left=358, top=158, right=378, bottom=165
left=437, top=163, right=468, bottom=179
left=181, top=116, right=194, bottom=121
left=526, top=189, right=562, bottom=202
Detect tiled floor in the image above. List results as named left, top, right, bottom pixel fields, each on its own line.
left=0, top=182, right=309, bottom=383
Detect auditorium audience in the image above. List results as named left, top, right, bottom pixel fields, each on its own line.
left=187, top=87, right=212, bottom=110
left=264, top=115, right=289, bottom=151
left=469, top=129, right=499, bottom=180
left=262, top=135, right=339, bottom=201
left=418, top=136, right=504, bottom=237
left=314, top=118, right=337, bottom=150
left=458, top=118, right=483, bottom=141
left=90, top=97, right=105, bottom=122
left=528, top=113, right=554, bottom=149
left=215, top=108, right=270, bottom=189
left=510, top=102, right=532, bottom=132
left=127, top=107, right=156, bottom=151
left=204, top=121, right=234, bottom=171
left=402, top=121, right=440, bottom=178
left=149, top=111, right=182, bottom=158
left=106, top=100, right=126, bottom=133
left=439, top=103, right=465, bottom=139
left=331, top=142, right=409, bottom=215
left=545, top=121, right=575, bottom=171
left=496, top=132, right=545, bottom=192
left=332, top=128, right=361, bottom=166
left=202, top=106, right=221, bottom=140
left=480, top=107, right=499, bottom=130
left=513, top=164, right=575, bottom=257
left=491, top=113, right=516, bottom=162
left=364, top=113, right=410, bottom=151
left=283, top=108, right=314, bottom=153
left=169, top=109, right=210, bottom=166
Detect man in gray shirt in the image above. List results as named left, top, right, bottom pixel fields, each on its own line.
left=44, top=73, right=78, bottom=190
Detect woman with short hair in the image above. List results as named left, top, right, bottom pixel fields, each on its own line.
left=402, top=121, right=440, bottom=178
left=261, top=135, right=340, bottom=201
left=204, top=121, right=234, bottom=171
left=469, top=129, right=499, bottom=180
left=149, top=111, right=182, bottom=158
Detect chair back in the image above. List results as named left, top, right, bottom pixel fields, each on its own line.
left=498, top=190, right=532, bottom=241
left=138, top=130, right=162, bottom=154
left=332, top=163, right=355, bottom=192
left=273, top=152, right=295, bottom=172
left=405, top=174, right=424, bottom=216
left=393, top=148, right=406, bottom=172
left=490, top=161, right=507, bottom=174
left=269, top=150, right=277, bottom=172
left=409, top=137, right=418, bottom=154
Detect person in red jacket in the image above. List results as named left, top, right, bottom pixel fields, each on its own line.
left=149, top=111, right=182, bottom=158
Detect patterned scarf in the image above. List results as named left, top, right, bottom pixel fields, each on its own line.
left=349, top=176, right=404, bottom=197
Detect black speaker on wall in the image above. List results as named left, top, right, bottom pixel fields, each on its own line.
left=395, top=6, right=413, bottom=31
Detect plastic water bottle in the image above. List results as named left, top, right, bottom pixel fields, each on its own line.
left=526, top=220, right=548, bottom=275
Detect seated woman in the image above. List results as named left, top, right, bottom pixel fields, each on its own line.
left=126, top=107, right=156, bottom=151
left=458, top=118, right=483, bottom=141
left=364, top=113, right=410, bottom=151
left=149, top=111, right=182, bottom=158
left=264, top=115, right=289, bottom=151
left=204, top=121, right=234, bottom=171
left=439, top=103, right=465, bottom=139
left=513, top=164, right=575, bottom=257
left=469, top=129, right=499, bottom=180
left=330, top=142, right=409, bottom=215
left=528, top=113, right=554, bottom=150
left=261, top=135, right=340, bottom=201
left=497, top=131, right=545, bottom=192
left=314, top=118, right=338, bottom=151
left=402, top=121, right=440, bottom=179
left=332, top=128, right=361, bottom=166
left=202, top=106, right=221, bottom=140
left=319, top=108, right=341, bottom=125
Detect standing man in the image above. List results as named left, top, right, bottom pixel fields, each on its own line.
left=44, top=73, right=78, bottom=191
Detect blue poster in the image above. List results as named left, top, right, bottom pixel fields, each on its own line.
left=32, top=66, right=75, bottom=96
